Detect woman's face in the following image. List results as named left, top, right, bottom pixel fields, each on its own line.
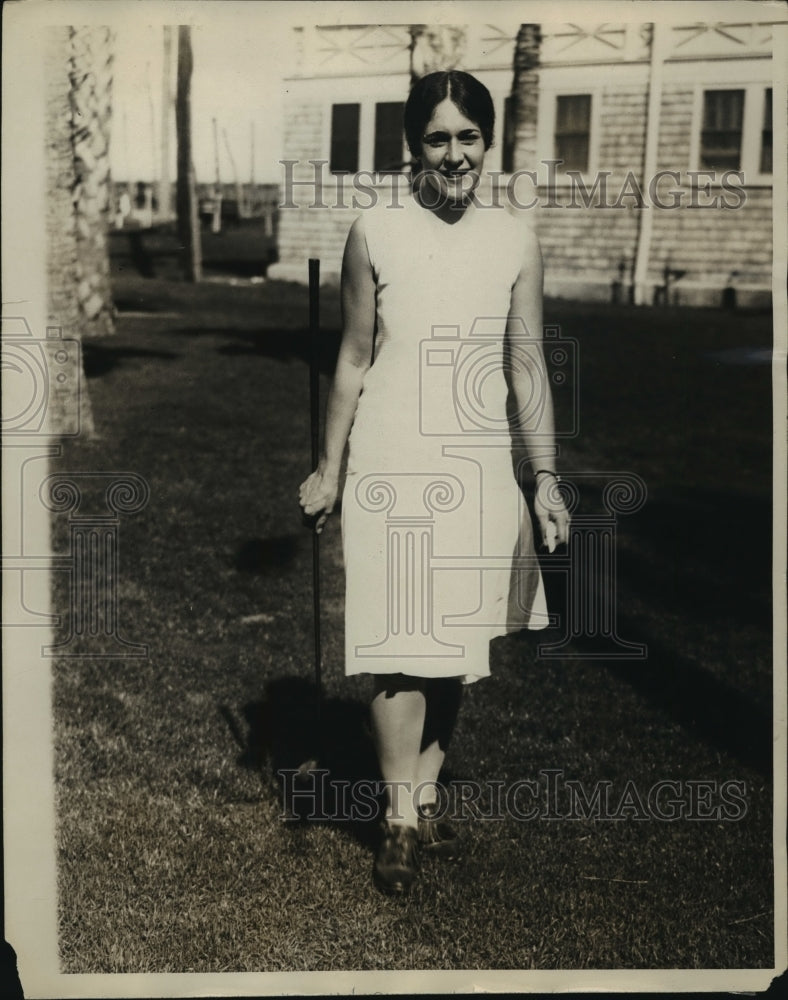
left=417, top=97, right=486, bottom=204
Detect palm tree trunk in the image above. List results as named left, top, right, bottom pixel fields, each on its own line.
left=158, top=25, right=174, bottom=219
left=409, top=25, right=467, bottom=85
left=176, top=26, right=202, bottom=282
left=68, top=25, right=116, bottom=339
left=510, top=24, right=541, bottom=173
left=45, top=26, right=95, bottom=437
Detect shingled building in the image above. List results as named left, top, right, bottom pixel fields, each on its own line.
left=269, top=19, right=778, bottom=307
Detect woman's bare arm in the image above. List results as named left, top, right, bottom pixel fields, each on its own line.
left=299, top=216, right=376, bottom=531
left=506, top=224, right=570, bottom=546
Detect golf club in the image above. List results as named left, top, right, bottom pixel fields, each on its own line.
left=295, top=257, right=323, bottom=782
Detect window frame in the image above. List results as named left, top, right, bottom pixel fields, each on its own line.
left=698, top=88, right=745, bottom=173
left=373, top=100, right=407, bottom=174
left=536, top=86, right=602, bottom=185
left=328, top=102, right=361, bottom=174
left=554, top=93, right=594, bottom=173
left=690, top=83, right=773, bottom=185
left=324, top=92, right=408, bottom=178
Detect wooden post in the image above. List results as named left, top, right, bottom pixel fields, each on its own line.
left=211, top=116, right=222, bottom=231
left=122, top=108, right=132, bottom=204
left=146, top=60, right=158, bottom=216
left=176, top=25, right=202, bottom=281
left=633, top=22, right=667, bottom=305
left=249, top=120, right=255, bottom=216
left=159, top=25, right=173, bottom=219
left=222, top=127, right=245, bottom=218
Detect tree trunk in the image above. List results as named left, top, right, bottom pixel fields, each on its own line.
left=176, top=26, right=202, bottom=281
left=158, top=25, right=174, bottom=219
left=510, top=24, right=541, bottom=173
left=44, top=26, right=95, bottom=437
left=409, top=25, right=467, bottom=85
left=68, top=25, right=116, bottom=339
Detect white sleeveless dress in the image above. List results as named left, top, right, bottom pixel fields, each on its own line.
left=341, top=194, right=548, bottom=684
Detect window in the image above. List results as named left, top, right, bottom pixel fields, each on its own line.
left=555, top=94, right=591, bottom=172
left=330, top=103, right=360, bottom=173
left=760, top=88, right=772, bottom=175
left=700, top=89, right=744, bottom=171
left=692, top=84, right=773, bottom=182
left=502, top=95, right=516, bottom=174
left=374, top=102, right=405, bottom=173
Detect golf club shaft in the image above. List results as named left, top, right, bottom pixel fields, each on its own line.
left=308, top=258, right=322, bottom=726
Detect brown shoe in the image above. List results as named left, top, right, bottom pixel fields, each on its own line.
left=418, top=802, right=459, bottom=860
left=373, top=822, right=420, bottom=895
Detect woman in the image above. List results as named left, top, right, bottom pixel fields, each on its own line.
left=299, top=71, right=570, bottom=895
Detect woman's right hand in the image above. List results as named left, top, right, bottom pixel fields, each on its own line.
left=298, top=469, right=339, bottom=534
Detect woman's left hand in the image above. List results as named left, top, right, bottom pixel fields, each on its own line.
left=534, top=476, right=571, bottom=552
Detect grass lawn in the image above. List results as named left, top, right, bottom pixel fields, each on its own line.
left=51, top=260, right=775, bottom=972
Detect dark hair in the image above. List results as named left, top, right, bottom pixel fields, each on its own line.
left=403, top=71, right=495, bottom=158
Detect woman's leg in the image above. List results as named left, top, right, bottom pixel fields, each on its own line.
left=370, top=673, right=426, bottom=828
left=414, top=678, right=463, bottom=808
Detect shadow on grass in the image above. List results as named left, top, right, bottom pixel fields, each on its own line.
left=527, top=482, right=772, bottom=776
left=234, top=535, right=303, bottom=574
left=168, top=325, right=343, bottom=376
left=222, top=677, right=382, bottom=849
left=622, top=486, right=771, bottom=628
left=604, top=631, right=772, bottom=778
left=615, top=486, right=772, bottom=774
left=82, top=342, right=180, bottom=378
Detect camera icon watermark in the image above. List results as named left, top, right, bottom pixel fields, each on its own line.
left=1, top=317, right=81, bottom=437
left=419, top=317, right=578, bottom=440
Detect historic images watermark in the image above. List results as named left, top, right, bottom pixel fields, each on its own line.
left=279, top=769, right=749, bottom=823
left=2, top=314, right=150, bottom=657
left=280, top=159, right=747, bottom=211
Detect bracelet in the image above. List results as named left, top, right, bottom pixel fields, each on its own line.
left=534, top=469, right=560, bottom=481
